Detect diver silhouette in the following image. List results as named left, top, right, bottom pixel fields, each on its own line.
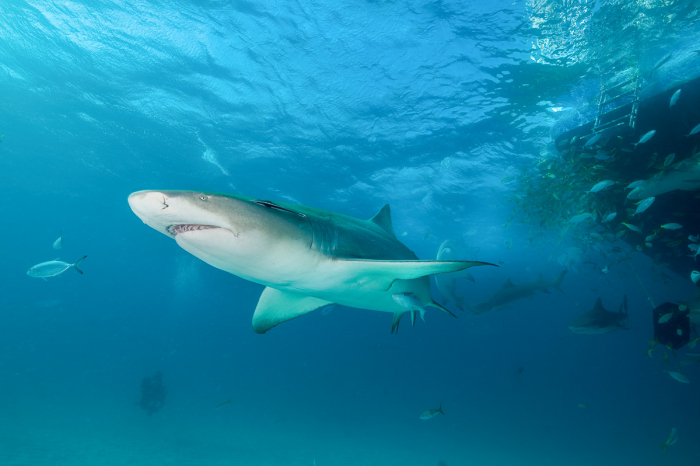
left=140, top=371, right=167, bottom=415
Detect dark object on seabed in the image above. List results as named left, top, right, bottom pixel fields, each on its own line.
left=140, top=371, right=167, bottom=415
left=653, top=302, right=690, bottom=350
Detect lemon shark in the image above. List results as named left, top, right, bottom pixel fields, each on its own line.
left=569, top=295, right=628, bottom=334
left=627, top=153, right=700, bottom=200
left=128, top=190, right=495, bottom=333
left=469, top=271, right=567, bottom=315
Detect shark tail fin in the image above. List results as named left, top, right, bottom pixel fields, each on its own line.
left=425, top=301, right=457, bottom=319
left=391, top=312, right=404, bottom=334
left=658, top=443, right=667, bottom=452
left=72, top=255, right=87, bottom=274
left=439, top=403, right=444, bottom=415
left=551, top=270, right=567, bottom=293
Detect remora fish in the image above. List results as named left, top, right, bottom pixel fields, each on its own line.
left=128, top=191, right=495, bottom=333
left=434, top=239, right=474, bottom=312
left=569, top=295, right=628, bottom=334
left=420, top=403, right=445, bottom=420
left=469, top=271, right=567, bottom=315
left=27, top=256, right=87, bottom=279
left=392, top=292, right=426, bottom=326
left=628, top=154, right=700, bottom=199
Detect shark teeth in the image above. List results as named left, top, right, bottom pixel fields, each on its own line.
left=167, top=224, right=219, bottom=236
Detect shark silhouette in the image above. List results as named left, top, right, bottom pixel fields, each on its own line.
left=627, top=153, right=700, bottom=200
left=469, top=271, right=567, bottom=315
left=128, top=190, right=495, bottom=333
left=569, top=295, right=628, bottom=334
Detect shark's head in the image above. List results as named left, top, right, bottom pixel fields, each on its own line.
left=128, top=190, right=310, bottom=281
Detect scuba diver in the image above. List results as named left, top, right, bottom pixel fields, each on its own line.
left=140, top=371, right=167, bottom=415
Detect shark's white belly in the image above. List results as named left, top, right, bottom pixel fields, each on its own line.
left=175, top=229, right=431, bottom=313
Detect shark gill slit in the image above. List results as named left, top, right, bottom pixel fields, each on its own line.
left=167, top=224, right=220, bottom=236
left=310, top=221, right=339, bottom=256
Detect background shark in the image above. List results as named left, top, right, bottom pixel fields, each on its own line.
left=128, top=190, right=494, bottom=333
left=469, top=271, right=567, bottom=315
left=569, top=295, right=628, bottom=334
left=434, top=239, right=475, bottom=312
left=627, top=153, right=700, bottom=200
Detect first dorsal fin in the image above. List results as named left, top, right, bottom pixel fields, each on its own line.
left=501, top=278, right=516, bottom=289
left=369, top=204, right=396, bottom=237
left=593, top=298, right=606, bottom=312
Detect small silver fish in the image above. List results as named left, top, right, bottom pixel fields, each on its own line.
left=27, top=256, right=87, bottom=279
left=665, top=371, right=689, bottom=384
left=420, top=403, right=445, bottom=420
left=658, top=312, right=674, bottom=324
left=584, top=134, right=601, bottom=147
left=601, top=212, right=616, bottom=223
left=392, top=292, right=426, bottom=323
left=626, top=180, right=645, bottom=190
left=633, top=130, right=656, bottom=147
left=687, top=123, right=700, bottom=137
left=52, top=232, right=63, bottom=250
left=634, top=197, right=655, bottom=215
left=669, top=89, right=681, bottom=108
left=587, top=180, right=614, bottom=193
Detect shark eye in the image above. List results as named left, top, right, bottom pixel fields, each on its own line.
left=200, top=195, right=209, bottom=201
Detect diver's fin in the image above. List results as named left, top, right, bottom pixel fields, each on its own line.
left=339, top=259, right=496, bottom=291
left=72, top=255, right=87, bottom=274
left=426, top=301, right=457, bottom=318
left=411, top=310, right=416, bottom=327
left=369, top=204, right=396, bottom=237
left=252, top=287, right=332, bottom=334
left=391, top=312, right=403, bottom=334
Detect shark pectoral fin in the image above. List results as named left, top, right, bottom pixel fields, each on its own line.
left=252, top=287, right=332, bottom=334
left=411, top=311, right=416, bottom=327
left=341, top=259, right=496, bottom=291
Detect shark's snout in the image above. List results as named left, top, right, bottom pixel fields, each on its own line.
left=128, top=190, right=167, bottom=223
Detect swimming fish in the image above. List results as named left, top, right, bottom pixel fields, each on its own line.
left=633, top=197, right=655, bottom=215
left=569, top=213, right=592, bottom=224
left=420, top=403, right=445, bottom=420
left=600, top=212, right=616, bottom=224
left=658, top=312, right=674, bottom=324
left=625, top=180, right=645, bottom=190
left=658, top=427, right=678, bottom=452
left=687, top=123, right=700, bottom=137
left=392, top=292, right=427, bottom=326
left=621, top=223, right=641, bottom=232
left=661, top=223, right=683, bottom=230
left=216, top=398, right=233, bottom=408
left=665, top=371, right=689, bottom=384
left=27, top=256, right=87, bottom=279
left=670, top=89, right=681, bottom=107
left=52, top=232, right=63, bottom=250
left=633, top=130, right=656, bottom=148
left=587, top=180, right=614, bottom=193
left=584, top=134, right=601, bottom=147
left=577, top=403, right=589, bottom=409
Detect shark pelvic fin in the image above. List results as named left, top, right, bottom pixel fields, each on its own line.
left=252, top=287, right=332, bottom=334
left=391, top=312, right=403, bottom=334
left=425, top=301, right=457, bottom=319
left=369, top=204, right=396, bottom=237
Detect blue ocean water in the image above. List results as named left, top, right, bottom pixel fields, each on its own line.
left=1, top=1, right=700, bottom=464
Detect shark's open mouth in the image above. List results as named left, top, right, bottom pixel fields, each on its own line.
left=167, top=224, right=220, bottom=236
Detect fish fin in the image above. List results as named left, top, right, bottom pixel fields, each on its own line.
left=501, top=278, right=516, bottom=289
left=339, top=259, right=496, bottom=292
left=551, top=270, right=567, bottom=292
left=369, top=204, right=396, bottom=237
left=252, top=287, right=332, bottom=334
left=419, top=309, right=426, bottom=322
left=72, top=255, right=87, bottom=274
left=411, top=310, right=416, bottom=327
left=425, top=301, right=457, bottom=319
left=593, top=298, right=605, bottom=312
left=439, top=403, right=444, bottom=415
left=42, top=277, right=47, bottom=282
left=391, top=312, right=403, bottom=334
left=619, top=295, right=628, bottom=315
